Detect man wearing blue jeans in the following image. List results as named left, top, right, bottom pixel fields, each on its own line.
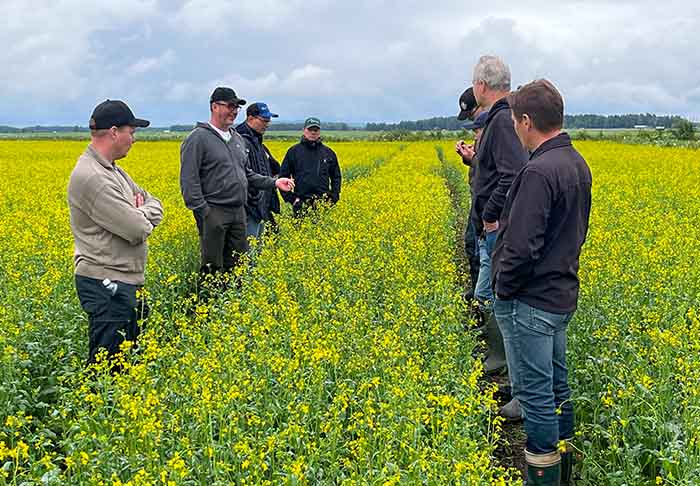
left=492, top=80, right=592, bottom=485
left=469, top=56, right=527, bottom=424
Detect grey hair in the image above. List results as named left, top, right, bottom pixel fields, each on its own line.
left=473, top=55, right=511, bottom=91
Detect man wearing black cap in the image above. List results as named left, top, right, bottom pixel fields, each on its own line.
left=180, top=87, right=295, bottom=277
left=456, top=107, right=487, bottom=300
left=280, top=117, right=342, bottom=216
left=455, top=86, right=479, bottom=299
left=235, top=102, right=281, bottom=239
left=68, top=100, right=163, bottom=366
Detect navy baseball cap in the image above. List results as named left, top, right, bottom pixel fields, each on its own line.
left=463, top=110, right=488, bottom=130
left=89, top=100, right=150, bottom=129
left=247, top=102, right=279, bottom=120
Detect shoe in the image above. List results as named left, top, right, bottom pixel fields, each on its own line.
left=499, top=397, right=522, bottom=421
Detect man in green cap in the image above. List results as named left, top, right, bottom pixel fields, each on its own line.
left=280, top=117, right=342, bottom=216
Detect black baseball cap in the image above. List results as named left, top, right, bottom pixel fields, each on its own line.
left=304, top=117, right=321, bottom=129
left=210, top=87, right=246, bottom=106
left=89, top=100, right=150, bottom=129
left=457, top=87, right=477, bottom=121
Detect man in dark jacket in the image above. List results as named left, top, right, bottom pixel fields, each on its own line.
left=235, top=102, right=281, bottom=239
left=280, top=117, right=341, bottom=216
left=492, top=79, right=592, bottom=485
left=470, top=55, right=529, bottom=377
left=180, top=87, right=294, bottom=276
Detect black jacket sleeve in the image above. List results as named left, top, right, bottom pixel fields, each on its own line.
left=495, top=169, right=552, bottom=298
left=279, top=146, right=297, bottom=203
left=328, top=149, right=341, bottom=202
left=482, top=116, right=528, bottom=223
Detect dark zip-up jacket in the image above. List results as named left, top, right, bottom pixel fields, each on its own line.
left=180, top=122, right=277, bottom=216
left=235, top=122, right=281, bottom=222
left=471, top=98, right=528, bottom=235
left=492, top=132, right=592, bottom=313
left=279, top=137, right=341, bottom=204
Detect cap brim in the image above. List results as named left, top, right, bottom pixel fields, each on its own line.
left=131, top=118, right=150, bottom=128
left=457, top=109, right=471, bottom=121
left=236, top=98, right=247, bottom=106
left=305, top=124, right=320, bottom=129
left=270, top=113, right=279, bottom=118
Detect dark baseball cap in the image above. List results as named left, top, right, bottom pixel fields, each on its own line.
left=247, top=102, right=279, bottom=120
left=304, top=117, right=321, bottom=129
left=457, top=87, right=478, bottom=121
left=89, top=100, right=150, bottom=130
left=463, top=110, right=488, bottom=130
left=210, top=87, right=246, bottom=106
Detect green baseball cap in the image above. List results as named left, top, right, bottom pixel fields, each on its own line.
left=304, top=117, right=321, bottom=129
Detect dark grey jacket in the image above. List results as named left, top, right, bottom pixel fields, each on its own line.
left=180, top=122, right=277, bottom=216
left=471, top=97, right=528, bottom=235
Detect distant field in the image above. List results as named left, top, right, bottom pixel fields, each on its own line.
left=0, top=130, right=379, bottom=141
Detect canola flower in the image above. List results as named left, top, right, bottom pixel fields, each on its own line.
left=0, top=140, right=515, bottom=485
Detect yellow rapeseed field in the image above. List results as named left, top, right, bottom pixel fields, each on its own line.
left=3, top=138, right=700, bottom=484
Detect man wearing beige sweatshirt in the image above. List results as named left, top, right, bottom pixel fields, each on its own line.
left=68, top=100, right=163, bottom=365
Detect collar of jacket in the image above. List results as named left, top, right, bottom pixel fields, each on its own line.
left=87, top=144, right=114, bottom=169
left=301, top=136, right=323, bottom=148
left=484, top=97, right=510, bottom=126
left=529, top=132, right=572, bottom=160
left=236, top=121, right=263, bottom=144
left=196, top=121, right=233, bottom=141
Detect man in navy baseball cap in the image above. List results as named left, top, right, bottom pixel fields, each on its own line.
left=246, top=102, right=279, bottom=120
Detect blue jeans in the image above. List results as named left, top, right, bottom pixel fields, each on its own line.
left=246, top=218, right=265, bottom=240
left=474, top=230, right=498, bottom=310
left=494, top=298, right=574, bottom=453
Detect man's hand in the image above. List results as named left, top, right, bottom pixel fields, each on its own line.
left=134, top=193, right=144, bottom=208
left=456, top=141, right=475, bottom=162
left=483, top=219, right=499, bottom=233
left=276, top=178, right=295, bottom=192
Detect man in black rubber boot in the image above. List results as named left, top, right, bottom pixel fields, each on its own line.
left=492, top=80, right=592, bottom=486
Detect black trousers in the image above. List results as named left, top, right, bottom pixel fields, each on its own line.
left=75, top=275, right=147, bottom=365
left=194, top=205, right=247, bottom=274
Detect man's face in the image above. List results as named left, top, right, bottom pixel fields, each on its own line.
left=248, top=115, right=270, bottom=134
left=212, top=101, right=240, bottom=129
left=304, top=126, right=321, bottom=141
left=113, top=126, right=136, bottom=160
left=472, top=79, right=486, bottom=106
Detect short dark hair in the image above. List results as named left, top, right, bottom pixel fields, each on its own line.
left=509, top=79, right=564, bottom=132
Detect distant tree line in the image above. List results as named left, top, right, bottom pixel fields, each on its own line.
left=0, top=114, right=692, bottom=133
left=366, top=113, right=689, bottom=131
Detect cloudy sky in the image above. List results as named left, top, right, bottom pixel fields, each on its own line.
left=2, top=0, right=699, bottom=126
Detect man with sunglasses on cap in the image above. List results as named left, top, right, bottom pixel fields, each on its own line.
left=68, top=99, right=163, bottom=366
left=235, top=102, right=282, bottom=239
left=280, top=117, right=342, bottom=216
left=180, top=87, right=295, bottom=277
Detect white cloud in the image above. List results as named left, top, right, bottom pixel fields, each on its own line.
left=127, top=50, right=176, bottom=76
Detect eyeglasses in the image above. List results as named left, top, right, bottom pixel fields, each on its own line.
left=214, top=102, right=240, bottom=111
left=255, top=116, right=271, bottom=123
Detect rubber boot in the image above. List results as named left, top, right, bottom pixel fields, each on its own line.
left=499, top=397, right=522, bottom=421
left=560, top=441, right=575, bottom=485
left=483, top=312, right=507, bottom=374
left=525, top=449, right=561, bottom=486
